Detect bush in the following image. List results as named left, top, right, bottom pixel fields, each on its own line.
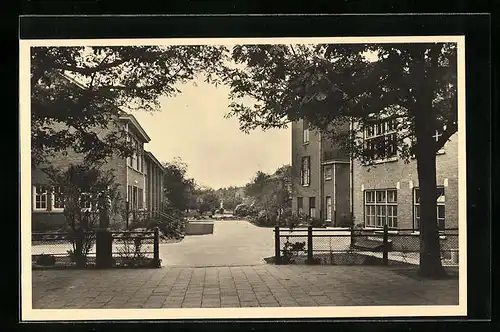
left=234, top=204, right=249, bottom=216
left=36, top=254, right=56, bottom=266
left=309, top=218, right=325, bottom=228
left=281, top=240, right=306, bottom=264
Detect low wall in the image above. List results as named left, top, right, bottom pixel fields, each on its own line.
left=184, top=221, right=214, bottom=235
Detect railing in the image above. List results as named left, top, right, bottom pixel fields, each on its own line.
left=274, top=225, right=459, bottom=266
left=32, top=228, right=160, bottom=269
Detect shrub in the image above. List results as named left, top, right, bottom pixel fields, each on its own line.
left=281, top=240, right=306, bottom=264
left=36, top=254, right=56, bottom=266
left=309, top=218, right=325, bottom=228
left=234, top=204, right=249, bottom=216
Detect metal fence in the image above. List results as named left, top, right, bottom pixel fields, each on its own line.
left=32, top=229, right=160, bottom=269
left=274, top=226, right=458, bottom=266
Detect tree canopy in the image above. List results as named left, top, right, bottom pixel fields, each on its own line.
left=220, top=43, right=458, bottom=278
left=162, top=157, right=197, bottom=213
left=31, top=45, right=227, bottom=165
left=221, top=43, right=457, bottom=164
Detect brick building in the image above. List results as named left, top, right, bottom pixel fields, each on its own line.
left=31, top=81, right=166, bottom=230
left=352, top=120, right=459, bottom=231
left=291, top=119, right=352, bottom=226
left=291, top=118, right=459, bottom=231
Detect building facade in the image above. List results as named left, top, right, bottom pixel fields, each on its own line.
left=291, top=119, right=352, bottom=226
left=352, top=120, right=459, bottom=231
left=31, top=112, right=166, bottom=231
left=291, top=117, right=459, bottom=231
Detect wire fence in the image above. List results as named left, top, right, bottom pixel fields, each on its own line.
left=274, top=226, right=459, bottom=266
left=32, top=229, right=160, bottom=269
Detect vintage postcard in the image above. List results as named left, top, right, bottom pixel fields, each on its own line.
left=20, top=35, right=467, bottom=321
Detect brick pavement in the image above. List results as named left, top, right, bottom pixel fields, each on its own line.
left=32, top=265, right=459, bottom=309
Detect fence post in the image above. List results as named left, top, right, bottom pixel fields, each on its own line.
left=153, top=227, right=160, bottom=267
left=307, top=226, right=313, bottom=264
left=383, top=223, right=388, bottom=266
left=274, top=226, right=281, bottom=264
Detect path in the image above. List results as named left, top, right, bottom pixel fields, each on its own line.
left=159, top=219, right=275, bottom=267
left=32, top=264, right=459, bottom=309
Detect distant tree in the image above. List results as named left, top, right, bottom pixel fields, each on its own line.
left=195, top=187, right=220, bottom=214
left=244, top=165, right=292, bottom=224
left=31, top=45, right=227, bottom=165
left=215, top=186, right=244, bottom=211
left=162, top=158, right=197, bottom=213
left=219, top=43, right=457, bottom=278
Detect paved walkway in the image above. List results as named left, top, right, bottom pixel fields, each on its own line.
left=32, top=265, right=459, bottom=309
left=159, top=219, right=276, bottom=267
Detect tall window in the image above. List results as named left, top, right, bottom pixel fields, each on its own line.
left=364, top=119, right=398, bottom=161
left=127, top=185, right=133, bottom=208
left=326, top=196, right=332, bottom=221
left=365, top=189, right=398, bottom=228
left=297, top=197, right=303, bottom=215
left=79, top=193, right=92, bottom=210
left=131, top=140, right=138, bottom=169
left=53, top=186, right=65, bottom=209
left=303, top=120, right=310, bottom=144
left=324, top=166, right=332, bottom=180
left=309, top=197, right=316, bottom=218
left=33, top=185, right=48, bottom=210
left=414, top=186, right=445, bottom=231
left=300, top=156, right=310, bottom=186
left=132, top=186, right=138, bottom=210
left=138, top=188, right=144, bottom=209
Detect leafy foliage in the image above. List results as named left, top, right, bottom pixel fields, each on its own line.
left=44, top=163, right=121, bottom=266
left=31, top=45, right=228, bottom=165
left=244, top=165, right=292, bottom=226
left=162, top=157, right=197, bottom=213
left=219, top=43, right=457, bottom=278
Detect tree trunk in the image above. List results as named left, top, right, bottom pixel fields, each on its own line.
left=415, top=148, right=447, bottom=278
left=410, top=44, right=448, bottom=279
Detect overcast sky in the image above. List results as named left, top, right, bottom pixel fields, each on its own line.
left=130, top=80, right=291, bottom=190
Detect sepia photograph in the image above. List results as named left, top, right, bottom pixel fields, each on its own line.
left=20, top=35, right=467, bottom=321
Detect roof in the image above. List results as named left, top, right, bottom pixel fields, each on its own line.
left=119, top=114, right=151, bottom=143
left=144, top=150, right=165, bottom=172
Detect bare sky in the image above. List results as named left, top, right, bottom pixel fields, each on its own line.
left=131, top=80, right=291, bottom=190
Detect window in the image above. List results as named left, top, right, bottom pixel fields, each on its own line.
left=364, top=189, right=398, bottom=228
left=364, top=119, right=398, bottom=161
left=33, top=185, right=48, bottom=210
left=324, top=166, right=332, bottom=180
left=297, top=197, right=303, bottom=215
left=413, top=186, right=445, bottom=231
left=53, top=186, right=64, bottom=209
left=131, top=140, right=138, bottom=169
left=326, top=196, right=332, bottom=221
left=309, top=197, right=316, bottom=218
left=132, top=186, right=138, bottom=210
left=79, top=193, right=92, bottom=210
left=303, top=120, right=310, bottom=144
left=127, top=185, right=133, bottom=208
left=300, top=156, right=311, bottom=186
left=138, top=188, right=144, bottom=209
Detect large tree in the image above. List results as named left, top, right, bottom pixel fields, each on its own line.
left=162, top=158, right=197, bottom=213
left=219, top=43, right=457, bottom=278
left=244, top=165, right=292, bottom=224
left=31, top=45, right=226, bottom=165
